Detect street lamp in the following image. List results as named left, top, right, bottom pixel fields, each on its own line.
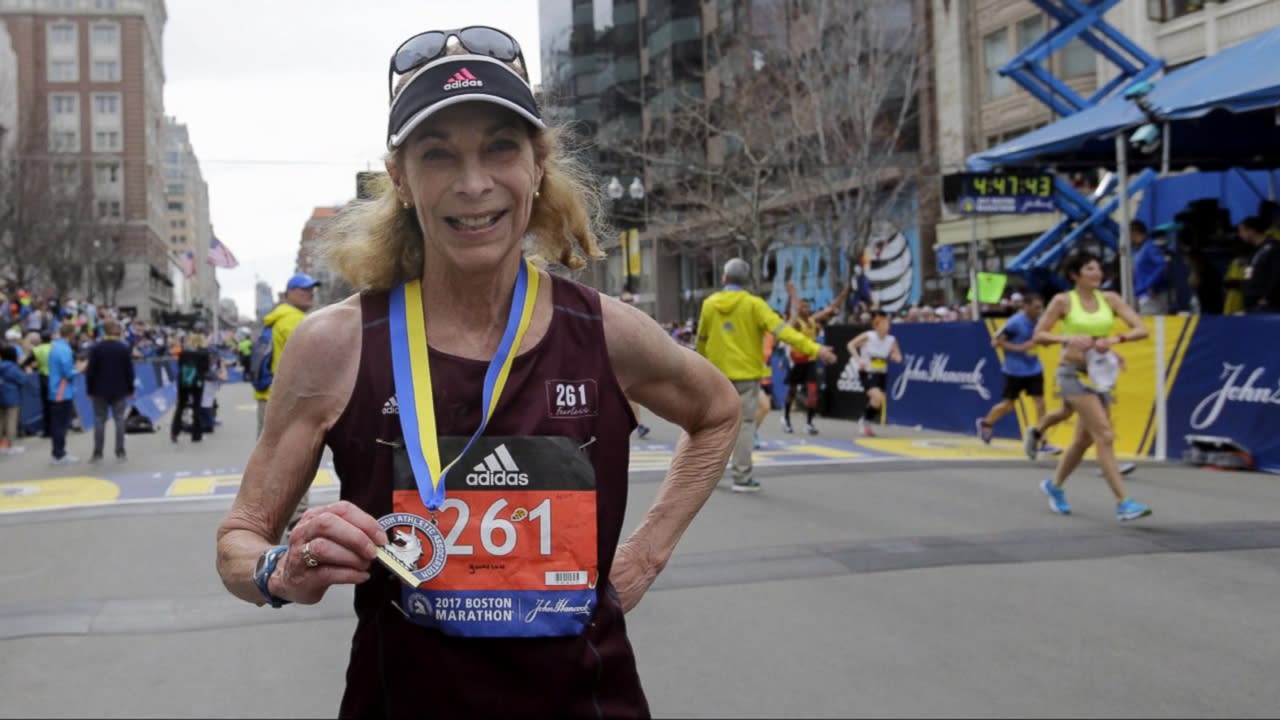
left=606, top=175, right=645, bottom=295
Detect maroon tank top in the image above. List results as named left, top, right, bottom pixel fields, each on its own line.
left=325, top=274, right=649, bottom=719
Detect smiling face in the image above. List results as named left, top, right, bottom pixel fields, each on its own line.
left=1070, top=258, right=1100, bottom=289
left=389, top=102, right=544, bottom=274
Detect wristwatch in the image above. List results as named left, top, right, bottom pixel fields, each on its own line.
left=253, top=545, right=292, bottom=608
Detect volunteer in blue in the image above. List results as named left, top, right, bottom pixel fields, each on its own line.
left=215, top=27, right=740, bottom=718
left=1033, top=251, right=1151, bottom=522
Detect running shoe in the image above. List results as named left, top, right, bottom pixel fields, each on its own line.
left=1097, top=462, right=1136, bottom=477
left=858, top=419, right=876, bottom=438
left=753, top=432, right=761, bottom=450
left=636, top=424, right=650, bottom=439
left=1022, top=428, right=1041, bottom=461
left=50, top=455, right=79, bottom=466
left=731, top=479, right=762, bottom=493
left=1039, top=442, right=1063, bottom=456
left=805, top=423, right=819, bottom=436
left=781, top=417, right=793, bottom=434
left=1040, top=478, right=1071, bottom=515
left=1116, top=498, right=1152, bottom=521
left=976, top=418, right=993, bottom=445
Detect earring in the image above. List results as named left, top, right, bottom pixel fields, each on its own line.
left=534, top=191, right=541, bottom=199
left=402, top=201, right=411, bottom=210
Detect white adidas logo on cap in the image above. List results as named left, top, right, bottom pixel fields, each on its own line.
left=465, top=443, right=529, bottom=486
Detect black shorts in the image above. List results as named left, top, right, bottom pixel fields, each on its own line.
left=859, top=371, right=887, bottom=391
left=786, top=361, right=817, bottom=387
left=1001, top=373, right=1044, bottom=400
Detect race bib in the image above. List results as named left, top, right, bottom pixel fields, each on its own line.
left=389, top=436, right=598, bottom=638
left=1085, top=349, right=1120, bottom=392
left=870, top=357, right=888, bottom=372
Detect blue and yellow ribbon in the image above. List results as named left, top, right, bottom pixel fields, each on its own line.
left=388, top=259, right=540, bottom=511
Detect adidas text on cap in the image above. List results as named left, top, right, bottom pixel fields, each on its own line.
left=387, top=54, right=545, bottom=150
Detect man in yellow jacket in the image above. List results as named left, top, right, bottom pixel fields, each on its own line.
left=255, top=272, right=319, bottom=536
left=697, top=258, right=836, bottom=492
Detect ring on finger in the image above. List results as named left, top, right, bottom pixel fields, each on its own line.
left=302, top=541, right=319, bottom=568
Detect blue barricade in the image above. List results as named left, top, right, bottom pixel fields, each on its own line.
left=880, top=322, right=1013, bottom=438
left=1165, top=315, right=1280, bottom=473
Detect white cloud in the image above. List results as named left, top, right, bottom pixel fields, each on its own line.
left=163, top=0, right=543, bottom=318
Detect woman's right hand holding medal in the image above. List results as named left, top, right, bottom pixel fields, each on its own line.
left=269, top=501, right=390, bottom=605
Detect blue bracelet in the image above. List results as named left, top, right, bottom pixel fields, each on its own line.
left=253, top=545, right=292, bottom=608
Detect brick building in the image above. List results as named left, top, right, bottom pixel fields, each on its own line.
left=0, top=0, right=171, bottom=320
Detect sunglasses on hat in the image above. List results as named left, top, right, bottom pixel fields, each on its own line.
left=388, top=26, right=527, bottom=101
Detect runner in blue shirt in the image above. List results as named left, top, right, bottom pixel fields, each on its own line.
left=976, top=294, right=1057, bottom=452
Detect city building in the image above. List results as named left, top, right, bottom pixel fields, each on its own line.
left=0, top=0, right=171, bottom=320
left=540, top=0, right=933, bottom=322
left=295, top=205, right=350, bottom=307
left=253, top=278, right=274, bottom=322
left=929, top=0, right=1280, bottom=301
left=163, top=116, right=217, bottom=322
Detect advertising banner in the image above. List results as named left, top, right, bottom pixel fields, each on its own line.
left=1165, top=316, right=1280, bottom=472
left=881, top=322, right=1007, bottom=437
left=820, top=324, right=871, bottom=422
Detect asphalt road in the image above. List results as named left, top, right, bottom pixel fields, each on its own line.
left=1, top=383, right=1278, bottom=717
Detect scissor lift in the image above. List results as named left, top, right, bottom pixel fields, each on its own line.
left=998, top=0, right=1164, bottom=276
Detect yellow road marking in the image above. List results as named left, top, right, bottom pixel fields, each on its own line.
left=0, top=477, right=120, bottom=512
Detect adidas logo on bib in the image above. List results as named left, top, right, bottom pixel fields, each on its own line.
left=382, top=396, right=399, bottom=415
left=465, top=444, right=529, bottom=486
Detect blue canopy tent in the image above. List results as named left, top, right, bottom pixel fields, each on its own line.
left=968, top=27, right=1280, bottom=172
left=966, top=28, right=1280, bottom=303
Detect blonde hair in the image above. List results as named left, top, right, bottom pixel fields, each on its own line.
left=185, top=333, right=207, bottom=350
left=321, top=53, right=606, bottom=293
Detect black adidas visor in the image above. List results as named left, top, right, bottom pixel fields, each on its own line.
left=387, top=54, right=545, bottom=150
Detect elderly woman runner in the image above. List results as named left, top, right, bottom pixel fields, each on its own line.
left=215, top=27, right=740, bottom=718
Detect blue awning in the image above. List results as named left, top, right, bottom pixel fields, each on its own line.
left=968, top=28, right=1280, bottom=171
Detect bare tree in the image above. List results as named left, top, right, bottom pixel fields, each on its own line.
left=580, top=0, right=921, bottom=301
left=0, top=97, right=105, bottom=298
left=778, top=0, right=923, bottom=305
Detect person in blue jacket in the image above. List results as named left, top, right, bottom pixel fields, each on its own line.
left=0, top=343, right=28, bottom=455
left=47, top=323, right=84, bottom=464
left=1131, top=220, right=1168, bottom=315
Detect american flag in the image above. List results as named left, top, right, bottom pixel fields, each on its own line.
left=179, top=250, right=197, bottom=278
left=206, top=236, right=239, bottom=269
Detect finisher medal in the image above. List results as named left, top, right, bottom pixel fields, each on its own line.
left=376, top=512, right=449, bottom=586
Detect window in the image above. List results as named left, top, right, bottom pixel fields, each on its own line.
left=165, top=151, right=180, bottom=164
left=1148, top=0, right=1207, bottom=22
left=97, top=200, right=122, bottom=219
left=48, top=60, right=77, bottom=82
left=1061, top=35, right=1095, bottom=77
left=91, top=24, right=118, bottom=48
left=92, top=60, right=121, bottom=82
left=95, top=162, right=120, bottom=185
left=49, top=23, right=75, bottom=46
left=93, top=130, right=121, bottom=151
left=93, top=94, right=119, bottom=115
left=167, top=201, right=184, bottom=211
left=50, top=93, right=78, bottom=115
left=53, top=162, right=79, bottom=185
left=984, top=29, right=1012, bottom=99
left=1017, top=15, right=1045, bottom=52
left=50, top=130, right=78, bottom=152
left=171, top=235, right=182, bottom=245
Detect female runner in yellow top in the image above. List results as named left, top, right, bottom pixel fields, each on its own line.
left=1033, top=251, right=1152, bottom=521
